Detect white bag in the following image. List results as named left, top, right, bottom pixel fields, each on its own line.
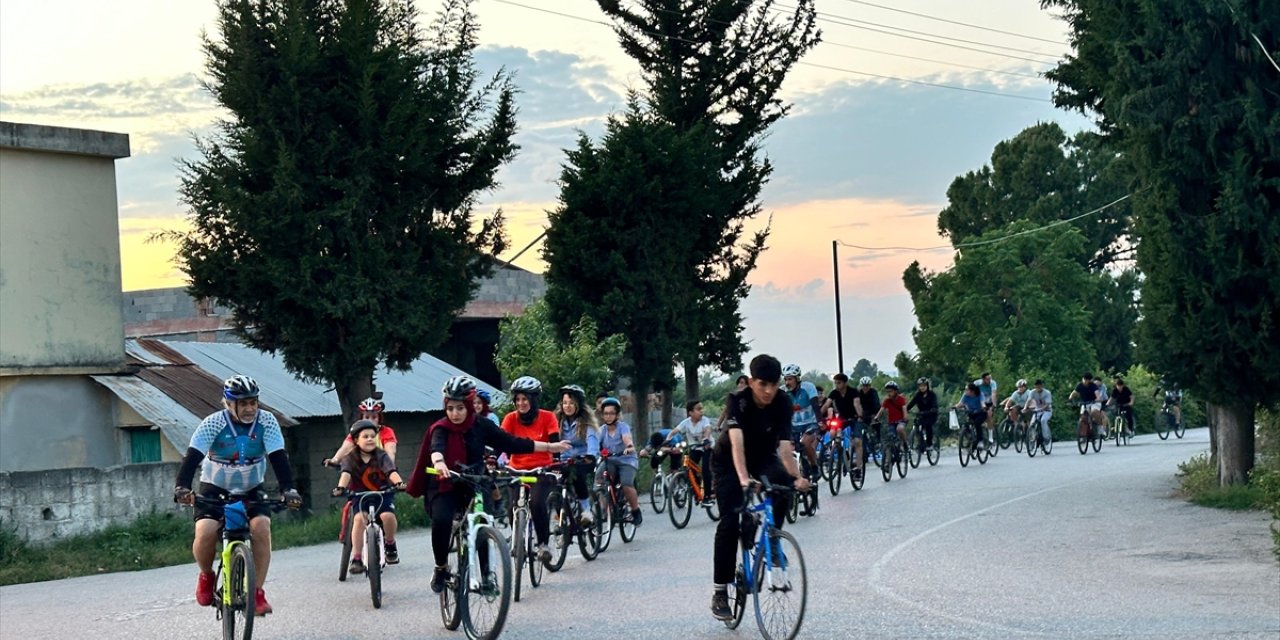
left=948, top=410, right=959, bottom=431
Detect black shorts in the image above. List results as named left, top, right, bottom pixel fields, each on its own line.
left=193, top=483, right=273, bottom=523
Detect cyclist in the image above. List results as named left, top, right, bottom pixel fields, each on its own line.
left=906, top=377, right=940, bottom=451
left=822, top=373, right=865, bottom=478
left=475, top=389, right=499, bottom=425
left=1003, top=379, right=1032, bottom=430
left=974, top=372, right=999, bottom=443
left=1068, top=372, right=1105, bottom=438
left=665, top=399, right=715, bottom=504
left=331, top=420, right=406, bottom=574
left=556, top=384, right=599, bottom=526
left=499, top=376, right=563, bottom=562
left=173, top=375, right=302, bottom=616
left=323, top=397, right=397, bottom=467
left=1154, top=381, right=1183, bottom=428
left=953, top=383, right=989, bottom=448
left=644, top=424, right=684, bottom=477
left=710, top=355, right=811, bottom=621
left=1023, top=379, right=1054, bottom=445
left=598, top=396, right=643, bottom=525
left=405, top=375, right=570, bottom=594
left=781, top=364, right=820, bottom=473
left=870, top=381, right=910, bottom=453
left=853, top=376, right=881, bottom=470
left=1107, top=377, right=1135, bottom=437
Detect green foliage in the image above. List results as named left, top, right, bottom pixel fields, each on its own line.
left=851, top=358, right=879, bottom=380
left=169, top=0, right=516, bottom=418
left=494, top=299, right=628, bottom=410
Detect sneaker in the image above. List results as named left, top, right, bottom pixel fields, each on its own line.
left=481, top=572, right=498, bottom=594
left=537, top=544, right=552, bottom=563
left=349, top=558, right=366, bottom=575
left=631, top=509, right=643, bottom=526
left=770, top=566, right=791, bottom=590
left=254, top=588, right=272, bottom=616
left=578, top=510, right=594, bottom=527
left=195, top=571, right=216, bottom=606
left=431, top=566, right=449, bottom=594
left=385, top=542, right=399, bottom=565
left=711, top=591, right=732, bottom=620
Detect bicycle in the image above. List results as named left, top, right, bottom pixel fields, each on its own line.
left=879, top=421, right=908, bottom=482
left=818, top=417, right=848, bottom=496
left=190, top=494, right=287, bottom=640
left=723, top=478, right=807, bottom=640
left=1156, top=398, right=1185, bottom=440
left=646, top=447, right=680, bottom=514
left=955, top=410, right=989, bottom=468
left=594, top=448, right=639, bottom=551
left=335, top=488, right=399, bottom=609
left=1110, top=406, right=1133, bottom=447
left=907, top=412, right=940, bottom=468
left=428, top=466, right=517, bottom=640
left=545, top=460, right=602, bottom=570
left=1025, top=409, right=1053, bottom=457
left=499, top=467, right=551, bottom=604
left=668, top=441, right=722, bottom=529
left=1075, top=402, right=1105, bottom=454
left=792, top=428, right=821, bottom=516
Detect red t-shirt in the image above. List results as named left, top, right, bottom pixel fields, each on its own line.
left=344, top=425, right=397, bottom=449
left=882, top=395, right=907, bottom=424
left=501, top=410, right=559, bottom=470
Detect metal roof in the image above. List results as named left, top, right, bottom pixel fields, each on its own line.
left=92, top=374, right=202, bottom=451
left=127, top=339, right=505, bottom=418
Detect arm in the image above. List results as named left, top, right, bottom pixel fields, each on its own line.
left=327, top=438, right=356, bottom=466
left=620, top=425, right=635, bottom=454
left=587, top=428, right=600, bottom=457
left=381, top=429, right=398, bottom=462
left=728, top=428, right=750, bottom=487
left=778, top=439, right=802, bottom=480
left=337, top=471, right=352, bottom=490
left=906, top=393, right=919, bottom=411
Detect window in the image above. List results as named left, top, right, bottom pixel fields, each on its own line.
left=128, top=428, right=162, bottom=463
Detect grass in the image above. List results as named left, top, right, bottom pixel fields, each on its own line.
left=1177, top=452, right=1280, bottom=559
left=0, top=498, right=428, bottom=587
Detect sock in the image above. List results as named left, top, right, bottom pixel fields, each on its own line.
left=352, top=554, right=362, bottom=562
left=714, top=583, right=727, bottom=593
left=579, top=498, right=590, bottom=511
left=385, top=538, right=395, bottom=546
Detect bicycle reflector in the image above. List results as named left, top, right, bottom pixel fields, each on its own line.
left=827, top=417, right=842, bottom=431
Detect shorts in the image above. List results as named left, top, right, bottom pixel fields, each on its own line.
left=790, top=423, right=819, bottom=444
left=348, top=491, right=396, bottom=518
left=599, top=459, right=637, bottom=487
left=193, top=483, right=272, bottom=523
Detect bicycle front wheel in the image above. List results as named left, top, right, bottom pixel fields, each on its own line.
left=998, top=418, right=1014, bottom=450
left=650, top=473, right=668, bottom=514
left=441, top=527, right=463, bottom=630
left=828, top=450, right=843, bottom=496
left=1157, top=412, right=1171, bottom=440
left=221, top=542, right=255, bottom=640
left=546, top=498, right=570, bottom=571
left=594, top=497, right=613, bottom=554
left=619, top=503, right=638, bottom=543
left=669, top=475, right=694, bottom=530
left=958, top=431, right=971, bottom=468
left=461, top=526, right=512, bottom=640
left=511, top=509, right=526, bottom=602
left=907, top=427, right=922, bottom=469
left=1091, top=427, right=1102, bottom=452
left=751, top=530, right=807, bottom=640
left=1175, top=418, right=1186, bottom=439
left=366, top=525, right=382, bottom=609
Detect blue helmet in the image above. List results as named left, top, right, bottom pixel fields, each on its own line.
left=476, top=389, right=492, bottom=404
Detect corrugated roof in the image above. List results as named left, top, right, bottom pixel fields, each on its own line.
left=135, top=365, right=298, bottom=428
left=129, top=339, right=504, bottom=418
left=92, top=374, right=202, bottom=450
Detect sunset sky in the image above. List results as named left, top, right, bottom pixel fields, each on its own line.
left=0, top=0, right=1092, bottom=375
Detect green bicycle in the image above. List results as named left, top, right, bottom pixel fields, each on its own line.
left=193, top=494, right=286, bottom=640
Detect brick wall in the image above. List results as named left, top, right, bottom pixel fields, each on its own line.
left=0, top=462, right=179, bottom=543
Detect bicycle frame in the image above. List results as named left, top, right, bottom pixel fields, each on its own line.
left=680, top=444, right=709, bottom=503
left=741, top=486, right=787, bottom=592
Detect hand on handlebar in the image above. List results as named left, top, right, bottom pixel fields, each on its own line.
left=433, top=460, right=450, bottom=477
left=793, top=477, right=813, bottom=493
left=173, top=486, right=194, bottom=505
left=283, top=489, right=303, bottom=509
left=331, top=486, right=347, bottom=498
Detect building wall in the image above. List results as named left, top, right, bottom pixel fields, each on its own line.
left=0, top=126, right=129, bottom=373
left=0, top=462, right=178, bottom=543
left=0, top=376, right=123, bottom=472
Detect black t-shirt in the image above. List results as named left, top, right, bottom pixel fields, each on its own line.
left=907, top=390, right=939, bottom=415
left=1075, top=382, right=1100, bottom=403
left=827, top=388, right=858, bottom=419
left=1112, top=386, right=1133, bottom=406
left=855, top=388, right=880, bottom=420
left=712, top=387, right=789, bottom=473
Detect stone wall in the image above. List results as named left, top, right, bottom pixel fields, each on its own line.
left=0, top=462, right=179, bottom=543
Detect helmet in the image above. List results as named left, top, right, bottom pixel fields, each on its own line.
left=476, top=389, right=492, bottom=404
left=223, top=375, right=260, bottom=400
left=782, top=364, right=802, bottom=378
left=357, top=397, right=384, bottom=413
left=916, top=377, right=930, bottom=387
left=442, top=375, right=477, bottom=401
left=1016, top=378, right=1027, bottom=387
left=349, top=419, right=379, bottom=438
left=510, top=376, right=542, bottom=396
left=859, top=376, right=872, bottom=386
left=883, top=380, right=899, bottom=390
left=559, top=384, right=586, bottom=402
left=600, top=396, right=622, bottom=411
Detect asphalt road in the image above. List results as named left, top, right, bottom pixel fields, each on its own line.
left=2, top=428, right=1277, bottom=640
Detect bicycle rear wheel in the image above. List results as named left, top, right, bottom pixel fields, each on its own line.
left=441, top=527, right=463, bottom=630
left=958, top=430, right=971, bottom=468
left=511, top=509, right=526, bottom=602
left=669, top=475, right=693, bottom=529
left=461, top=525, right=512, bottom=640
left=650, top=473, right=668, bottom=514
left=366, top=525, right=382, bottom=609
left=619, top=503, right=638, bottom=543
left=751, top=530, right=807, bottom=640
left=221, top=542, right=254, bottom=640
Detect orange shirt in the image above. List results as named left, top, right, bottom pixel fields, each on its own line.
left=501, top=409, right=559, bottom=470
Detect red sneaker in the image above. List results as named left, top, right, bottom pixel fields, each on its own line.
left=255, top=588, right=273, bottom=616
left=195, top=571, right=215, bottom=606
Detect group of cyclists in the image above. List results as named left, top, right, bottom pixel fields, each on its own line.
left=172, top=358, right=1185, bottom=631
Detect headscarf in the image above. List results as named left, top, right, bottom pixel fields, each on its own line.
left=406, top=392, right=476, bottom=497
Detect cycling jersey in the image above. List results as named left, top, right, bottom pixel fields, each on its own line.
left=882, top=395, right=907, bottom=423
left=786, top=381, right=819, bottom=428
left=189, top=410, right=286, bottom=493
left=973, top=378, right=998, bottom=404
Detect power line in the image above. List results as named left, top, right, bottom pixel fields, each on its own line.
left=490, top=0, right=1050, bottom=102
left=823, top=42, right=1044, bottom=79
left=1219, top=0, right=1280, bottom=74
left=836, top=194, right=1133, bottom=253
left=831, top=0, right=1068, bottom=46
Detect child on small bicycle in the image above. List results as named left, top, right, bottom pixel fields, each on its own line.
left=664, top=400, right=715, bottom=503
left=598, top=397, right=642, bottom=525
left=332, top=420, right=406, bottom=575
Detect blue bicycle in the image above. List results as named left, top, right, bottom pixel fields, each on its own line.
left=723, top=478, right=807, bottom=640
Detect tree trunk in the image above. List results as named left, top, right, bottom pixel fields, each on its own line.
left=336, top=370, right=376, bottom=429
left=1206, top=401, right=1218, bottom=467
left=661, top=389, right=674, bottom=429
left=631, top=378, right=652, bottom=444
left=1209, top=401, right=1255, bottom=487
left=684, top=360, right=700, bottom=406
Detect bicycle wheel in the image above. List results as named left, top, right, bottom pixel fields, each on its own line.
left=1026, top=423, right=1038, bottom=458
left=619, top=503, right=638, bottom=543
left=828, top=449, right=843, bottom=496
left=669, top=474, right=693, bottom=529
left=998, top=418, right=1014, bottom=450
left=338, top=529, right=352, bottom=582
left=850, top=455, right=865, bottom=491
left=926, top=438, right=939, bottom=466
left=545, top=498, right=569, bottom=572
left=1175, top=417, right=1186, bottom=439
left=366, top=525, right=382, bottom=609
left=461, top=525, right=512, bottom=640
left=976, top=441, right=989, bottom=465
left=650, top=473, right=668, bottom=514
left=1157, top=411, right=1171, bottom=440
left=1043, top=431, right=1054, bottom=455
left=751, top=530, right=807, bottom=640
left=511, top=509, right=526, bottom=602
left=589, top=498, right=610, bottom=555
left=1013, top=423, right=1025, bottom=453
left=441, top=527, right=463, bottom=630
left=880, top=439, right=893, bottom=482
left=958, top=430, right=971, bottom=468
left=818, top=444, right=837, bottom=482
left=706, top=493, right=722, bottom=521
left=724, top=564, right=748, bottom=629
left=907, top=427, right=921, bottom=469
left=895, top=443, right=908, bottom=478
left=221, top=542, right=254, bottom=640
left=526, top=525, right=544, bottom=587
left=785, top=492, right=798, bottom=524
left=1077, top=417, right=1089, bottom=454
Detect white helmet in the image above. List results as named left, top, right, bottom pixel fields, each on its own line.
left=1016, top=378, right=1027, bottom=387
left=510, top=375, right=542, bottom=395
left=859, top=376, right=873, bottom=386
left=442, top=376, right=476, bottom=401
left=782, top=364, right=802, bottom=378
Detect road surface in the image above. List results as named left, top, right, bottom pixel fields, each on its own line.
left=2, top=428, right=1276, bottom=639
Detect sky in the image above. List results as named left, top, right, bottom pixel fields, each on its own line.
left=0, top=0, right=1094, bottom=377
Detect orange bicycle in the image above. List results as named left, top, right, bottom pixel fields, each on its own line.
left=668, top=442, right=721, bottom=529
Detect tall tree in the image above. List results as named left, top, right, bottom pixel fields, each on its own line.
left=1045, top=0, right=1280, bottom=485
left=588, top=0, right=821, bottom=408
left=172, top=0, right=516, bottom=424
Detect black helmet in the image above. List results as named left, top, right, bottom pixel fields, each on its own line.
left=350, top=419, right=379, bottom=438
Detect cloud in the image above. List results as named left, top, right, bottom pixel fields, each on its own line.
left=752, top=278, right=827, bottom=301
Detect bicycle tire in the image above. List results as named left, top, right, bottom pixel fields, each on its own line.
left=1043, top=433, right=1053, bottom=455
left=828, top=451, right=843, bottom=496
left=1026, top=424, right=1038, bottom=458
left=1175, top=418, right=1186, bottom=439
left=545, top=496, right=569, bottom=572
left=785, top=492, right=798, bottom=524
left=527, top=526, right=544, bottom=587
left=221, top=542, right=254, bottom=640
left=1091, top=426, right=1102, bottom=452
left=976, top=441, right=989, bottom=465
left=751, top=530, right=807, bottom=640
left=460, top=525, right=512, bottom=640
left=958, top=429, right=971, bottom=467
left=896, top=443, right=908, bottom=478
left=670, top=475, right=693, bottom=529
left=1014, top=423, right=1025, bottom=453
left=724, top=565, right=748, bottom=629
left=367, top=524, right=382, bottom=609
left=907, top=427, right=921, bottom=469
left=818, top=445, right=836, bottom=481
left=511, top=509, right=526, bottom=602
left=584, top=500, right=606, bottom=558
left=619, top=502, right=638, bottom=543
left=706, top=494, right=722, bottom=521
left=650, top=473, right=668, bottom=514
left=441, top=526, right=463, bottom=630
left=998, top=418, right=1014, bottom=450
left=850, top=457, right=865, bottom=491
left=1077, top=416, right=1089, bottom=454
left=880, top=437, right=893, bottom=483
left=1157, top=411, right=1171, bottom=440
left=338, top=530, right=352, bottom=583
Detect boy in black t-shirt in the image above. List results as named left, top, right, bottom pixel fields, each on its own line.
left=709, top=355, right=811, bottom=621
left=1108, top=377, right=1135, bottom=436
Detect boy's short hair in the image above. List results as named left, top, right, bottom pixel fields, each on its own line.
left=1034, top=379, right=1045, bottom=386
left=1083, top=372, right=1094, bottom=380
left=981, top=371, right=991, bottom=378
left=1114, top=377, right=1125, bottom=385
left=966, top=382, right=980, bottom=393
left=685, top=399, right=701, bottom=414
left=833, top=373, right=848, bottom=382
left=749, top=354, right=782, bottom=384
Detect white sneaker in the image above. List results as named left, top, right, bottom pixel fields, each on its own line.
left=579, top=510, right=594, bottom=526
left=769, top=566, right=790, bottom=590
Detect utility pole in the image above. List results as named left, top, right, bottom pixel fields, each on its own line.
left=832, top=240, right=845, bottom=375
